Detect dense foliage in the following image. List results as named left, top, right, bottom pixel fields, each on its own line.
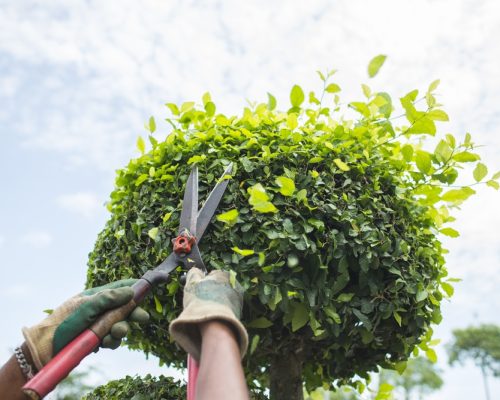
left=87, top=58, right=498, bottom=390
left=81, top=374, right=269, bottom=400
left=81, top=375, right=185, bottom=399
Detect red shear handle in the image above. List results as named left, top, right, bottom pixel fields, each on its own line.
left=187, top=354, right=200, bottom=400
left=22, top=329, right=100, bottom=399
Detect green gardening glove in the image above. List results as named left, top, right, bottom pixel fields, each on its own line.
left=22, top=279, right=149, bottom=371
left=169, top=268, right=248, bottom=362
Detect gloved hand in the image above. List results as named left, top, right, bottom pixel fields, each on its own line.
left=169, top=268, right=248, bottom=362
left=22, top=279, right=149, bottom=371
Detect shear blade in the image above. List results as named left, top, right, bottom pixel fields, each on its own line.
left=178, top=165, right=199, bottom=235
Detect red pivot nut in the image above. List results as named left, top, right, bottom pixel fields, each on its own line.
left=173, top=232, right=196, bottom=255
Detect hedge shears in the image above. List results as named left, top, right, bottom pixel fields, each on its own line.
left=23, top=163, right=234, bottom=400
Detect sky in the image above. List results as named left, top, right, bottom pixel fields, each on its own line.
left=0, top=0, right=499, bottom=398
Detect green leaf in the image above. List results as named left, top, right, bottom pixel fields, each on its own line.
left=248, top=317, right=273, bottom=328
left=187, top=154, right=207, bottom=165
left=217, top=209, right=239, bottom=225
left=394, top=360, right=407, bottom=374
left=493, top=171, right=500, bottom=180
left=154, top=295, right=163, bottom=313
left=393, top=312, right=402, bottom=327
left=275, top=176, right=296, bottom=196
left=368, top=54, right=387, bottom=78
left=267, top=92, right=277, bottom=110
left=334, top=158, right=350, bottom=171
left=407, top=117, right=436, bottom=135
left=486, top=180, right=499, bottom=190
left=349, top=101, right=370, bottom=117
left=135, top=174, right=148, bottom=186
left=247, top=183, right=278, bottom=213
left=286, top=114, right=298, bottom=130
left=291, top=303, right=309, bottom=332
left=232, top=247, right=255, bottom=256
left=250, top=335, right=260, bottom=354
left=401, top=144, right=414, bottom=162
left=307, top=218, right=324, bottom=231
left=427, top=109, right=449, bottom=121
left=440, top=227, right=460, bottom=238
left=361, top=84, right=371, bottom=98
left=325, top=83, right=341, bottom=93
left=416, top=150, right=432, bottom=174
left=229, top=270, right=237, bottom=288
left=324, top=307, right=341, bottom=324
left=180, top=101, right=195, bottom=113
left=375, top=383, right=394, bottom=400
left=428, top=79, right=440, bottom=92
left=441, top=187, right=475, bottom=203
left=434, top=140, right=453, bottom=162
left=337, top=293, right=355, bottom=302
left=202, top=92, right=211, bottom=105
left=148, top=116, right=156, bottom=133
left=296, top=188, right=307, bottom=202
left=148, top=227, right=159, bottom=240
left=162, top=211, right=173, bottom=223
left=416, top=290, right=428, bottom=302
left=453, top=152, right=480, bottom=162
left=204, top=102, right=216, bottom=116
left=426, top=348, right=438, bottom=363
left=290, top=85, right=305, bottom=107
left=401, top=92, right=419, bottom=122
left=136, top=136, right=145, bottom=155
left=165, top=102, right=180, bottom=115
left=473, top=162, right=488, bottom=182
left=441, top=281, right=454, bottom=297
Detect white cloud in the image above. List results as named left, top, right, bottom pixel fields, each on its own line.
left=20, top=231, right=53, bottom=249
left=0, top=0, right=499, bottom=169
left=56, top=192, right=103, bottom=218
left=0, top=235, right=5, bottom=247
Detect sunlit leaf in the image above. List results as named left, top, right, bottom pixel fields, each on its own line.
left=275, top=176, right=295, bottom=196
left=217, top=209, right=239, bottom=225
left=137, top=137, right=145, bottom=155
left=232, top=247, right=255, bottom=256
left=368, top=54, right=387, bottom=78
left=334, top=158, right=350, bottom=171
left=473, top=162, right=488, bottom=182
left=290, top=85, right=305, bottom=107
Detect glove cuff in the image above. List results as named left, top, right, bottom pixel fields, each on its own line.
left=169, top=301, right=248, bottom=362
left=22, top=327, right=47, bottom=371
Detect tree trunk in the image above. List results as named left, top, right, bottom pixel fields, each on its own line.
left=481, top=364, right=490, bottom=400
left=270, top=352, right=304, bottom=400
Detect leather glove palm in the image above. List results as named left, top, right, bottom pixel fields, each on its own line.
left=169, top=268, right=248, bottom=362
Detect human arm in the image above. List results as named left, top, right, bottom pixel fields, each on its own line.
left=196, top=320, right=249, bottom=400
left=169, top=268, right=250, bottom=400
left=0, top=343, right=35, bottom=400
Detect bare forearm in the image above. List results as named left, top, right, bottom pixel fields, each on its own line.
left=0, top=344, right=33, bottom=400
left=196, top=321, right=249, bottom=400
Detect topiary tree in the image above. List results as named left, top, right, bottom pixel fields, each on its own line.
left=448, top=324, right=500, bottom=400
left=86, top=56, right=498, bottom=400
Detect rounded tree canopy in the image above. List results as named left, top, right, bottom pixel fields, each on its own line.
left=87, top=64, right=495, bottom=389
